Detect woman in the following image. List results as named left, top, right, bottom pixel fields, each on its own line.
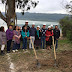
left=0, top=26, right=7, bottom=55
left=45, top=26, right=53, bottom=50
left=34, top=26, right=41, bottom=49
left=21, top=26, right=29, bottom=51
left=12, top=26, right=21, bottom=52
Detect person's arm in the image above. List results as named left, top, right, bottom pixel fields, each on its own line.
left=27, top=30, right=30, bottom=37
left=45, top=31, right=50, bottom=37
left=59, top=30, right=60, bottom=37
left=6, top=30, right=10, bottom=40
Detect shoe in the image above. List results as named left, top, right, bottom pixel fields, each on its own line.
left=23, top=49, right=25, bottom=51
left=15, top=49, right=18, bottom=52
left=7, top=51, right=10, bottom=53
left=12, top=50, right=15, bottom=53
left=1, top=51, right=5, bottom=56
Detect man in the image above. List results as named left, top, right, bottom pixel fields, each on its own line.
left=6, top=25, right=13, bottom=53
left=22, top=20, right=30, bottom=30
left=29, top=23, right=36, bottom=49
left=54, top=25, right=60, bottom=50
left=41, top=24, right=47, bottom=49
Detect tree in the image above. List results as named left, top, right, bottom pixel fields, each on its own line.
left=0, top=0, right=39, bottom=27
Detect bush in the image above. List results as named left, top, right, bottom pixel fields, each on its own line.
left=59, top=16, right=72, bottom=41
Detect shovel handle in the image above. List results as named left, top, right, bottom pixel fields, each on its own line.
left=30, top=38, right=38, bottom=59
left=52, top=36, right=56, bottom=60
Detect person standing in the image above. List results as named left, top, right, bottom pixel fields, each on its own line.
left=29, top=23, right=36, bottom=49
left=34, top=26, right=41, bottom=49
left=45, top=26, right=53, bottom=50
left=12, top=26, right=21, bottom=52
left=41, top=24, right=47, bottom=49
left=22, top=21, right=30, bottom=30
left=53, top=25, right=60, bottom=50
left=6, top=25, right=13, bottom=53
left=0, top=26, right=7, bottom=55
left=21, top=26, right=29, bottom=51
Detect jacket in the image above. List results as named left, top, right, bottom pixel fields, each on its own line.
left=6, top=29, right=14, bottom=40
left=0, top=32, right=7, bottom=45
left=21, top=30, right=29, bottom=39
left=22, top=25, right=30, bottom=30
left=29, top=27, right=36, bottom=36
left=45, top=30, right=53, bottom=41
left=35, top=30, right=41, bottom=40
left=53, top=28, right=60, bottom=39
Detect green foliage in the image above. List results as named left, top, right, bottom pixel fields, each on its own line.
left=59, top=16, right=72, bottom=41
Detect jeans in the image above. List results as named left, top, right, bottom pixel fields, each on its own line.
left=23, top=38, right=27, bottom=49
left=29, top=36, right=35, bottom=49
left=1, top=45, right=5, bottom=51
left=41, top=36, right=45, bottom=49
left=54, top=39, right=58, bottom=49
left=13, top=42, right=20, bottom=50
left=7, top=40, right=12, bottom=52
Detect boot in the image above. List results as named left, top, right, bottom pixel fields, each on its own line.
left=1, top=50, right=5, bottom=55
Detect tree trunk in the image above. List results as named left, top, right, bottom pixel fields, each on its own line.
left=7, top=0, right=16, bottom=28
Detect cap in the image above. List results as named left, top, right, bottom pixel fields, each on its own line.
left=48, top=26, right=51, bottom=28
left=32, top=23, right=35, bottom=25
left=43, top=23, right=46, bottom=26
left=25, top=20, right=28, bottom=22
left=51, top=24, right=53, bottom=27
left=37, top=25, right=40, bottom=28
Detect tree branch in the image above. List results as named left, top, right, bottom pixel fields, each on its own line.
left=0, top=11, right=7, bottom=23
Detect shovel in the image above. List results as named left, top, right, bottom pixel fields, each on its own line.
left=52, top=36, right=57, bottom=67
left=30, top=38, right=41, bottom=68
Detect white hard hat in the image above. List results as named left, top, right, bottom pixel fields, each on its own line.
left=43, top=23, right=46, bottom=26
left=48, top=26, right=51, bottom=28
left=25, top=20, right=28, bottom=22
left=37, top=25, right=40, bottom=28
left=32, top=23, right=35, bottom=25
left=51, top=24, right=53, bottom=27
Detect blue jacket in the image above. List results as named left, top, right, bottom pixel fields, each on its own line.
left=21, top=30, right=29, bottom=39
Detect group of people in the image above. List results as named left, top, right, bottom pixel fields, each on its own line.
left=0, top=21, right=60, bottom=55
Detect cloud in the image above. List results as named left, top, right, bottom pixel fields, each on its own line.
left=0, top=0, right=69, bottom=14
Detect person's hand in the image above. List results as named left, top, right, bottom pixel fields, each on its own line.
left=30, top=37, right=31, bottom=39
left=2, top=42, right=5, bottom=44
left=47, top=35, right=50, bottom=37
left=56, top=38, right=58, bottom=40
left=52, top=30, right=53, bottom=32
left=40, top=30, right=41, bottom=32
left=39, top=37, right=41, bottom=39
left=26, top=36, right=27, bottom=37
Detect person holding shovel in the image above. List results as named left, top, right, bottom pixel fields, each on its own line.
left=41, top=23, right=47, bottom=49
left=53, top=25, right=60, bottom=50
left=29, top=23, right=36, bottom=49
left=21, top=26, right=29, bottom=51
left=45, top=26, right=53, bottom=50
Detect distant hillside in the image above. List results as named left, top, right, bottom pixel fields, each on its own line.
left=1, top=12, right=70, bottom=22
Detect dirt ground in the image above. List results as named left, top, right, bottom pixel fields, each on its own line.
left=0, top=38, right=72, bottom=72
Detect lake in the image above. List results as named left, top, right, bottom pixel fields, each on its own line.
left=0, top=19, right=61, bottom=31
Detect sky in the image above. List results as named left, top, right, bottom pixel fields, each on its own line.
left=0, top=0, right=71, bottom=14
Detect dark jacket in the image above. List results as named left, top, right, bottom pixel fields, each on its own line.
left=29, top=27, right=36, bottom=36
left=22, top=25, right=30, bottom=30
left=41, top=28, right=47, bottom=37
left=35, top=30, right=41, bottom=40
left=53, top=28, right=60, bottom=39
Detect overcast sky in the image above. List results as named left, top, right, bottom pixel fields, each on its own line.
left=0, top=0, right=71, bottom=14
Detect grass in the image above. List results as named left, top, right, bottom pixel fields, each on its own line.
left=0, top=37, right=72, bottom=72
